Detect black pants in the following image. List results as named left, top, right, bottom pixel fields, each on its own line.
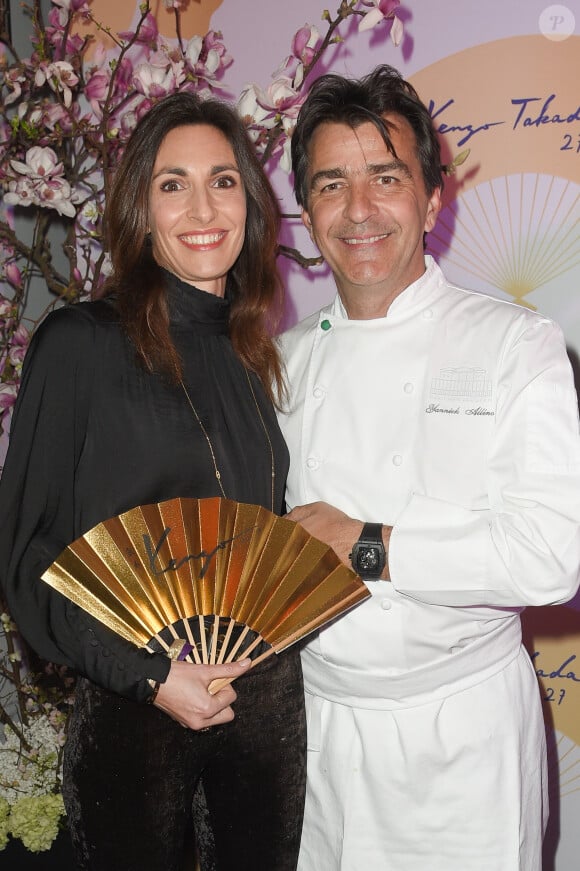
left=63, top=650, right=306, bottom=871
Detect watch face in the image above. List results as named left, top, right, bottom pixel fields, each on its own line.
left=358, top=546, right=380, bottom=572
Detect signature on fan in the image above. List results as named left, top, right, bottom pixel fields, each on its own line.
left=143, top=525, right=258, bottom=579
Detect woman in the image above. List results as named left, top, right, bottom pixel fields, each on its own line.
left=0, top=92, right=306, bottom=870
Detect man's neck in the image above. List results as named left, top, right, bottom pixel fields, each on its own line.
left=338, top=287, right=401, bottom=320
left=337, top=263, right=429, bottom=320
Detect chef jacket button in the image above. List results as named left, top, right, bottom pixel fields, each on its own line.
left=403, top=382, right=414, bottom=394
left=423, top=308, right=433, bottom=320
left=392, top=454, right=403, bottom=466
left=380, top=599, right=392, bottom=610
left=313, top=386, right=326, bottom=400
left=306, top=457, right=319, bottom=470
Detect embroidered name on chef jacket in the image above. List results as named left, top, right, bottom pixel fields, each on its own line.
left=426, top=366, right=494, bottom=417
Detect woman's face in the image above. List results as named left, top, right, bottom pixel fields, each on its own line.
left=148, top=124, right=247, bottom=297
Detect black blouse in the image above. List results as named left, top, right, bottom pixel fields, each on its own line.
left=0, top=272, right=289, bottom=701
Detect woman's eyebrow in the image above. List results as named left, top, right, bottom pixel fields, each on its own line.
left=152, top=163, right=241, bottom=180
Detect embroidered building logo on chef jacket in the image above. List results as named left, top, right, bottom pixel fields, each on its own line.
left=426, top=367, right=494, bottom=416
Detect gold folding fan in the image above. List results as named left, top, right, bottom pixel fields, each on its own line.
left=41, top=497, right=369, bottom=689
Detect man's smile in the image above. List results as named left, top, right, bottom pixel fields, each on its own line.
left=341, top=233, right=390, bottom=246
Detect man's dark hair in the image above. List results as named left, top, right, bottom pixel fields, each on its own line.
left=291, top=64, right=442, bottom=207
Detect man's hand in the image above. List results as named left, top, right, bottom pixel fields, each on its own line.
left=153, top=658, right=252, bottom=730
left=286, top=501, right=364, bottom=567
left=287, top=501, right=392, bottom=579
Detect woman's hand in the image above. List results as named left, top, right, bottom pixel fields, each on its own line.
left=153, top=658, right=252, bottom=730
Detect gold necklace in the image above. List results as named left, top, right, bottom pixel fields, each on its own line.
left=180, top=369, right=275, bottom=512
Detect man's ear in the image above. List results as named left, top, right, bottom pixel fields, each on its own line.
left=301, top=208, right=313, bottom=236
left=424, top=186, right=442, bottom=233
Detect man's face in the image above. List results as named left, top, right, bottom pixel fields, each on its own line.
left=301, top=115, right=441, bottom=311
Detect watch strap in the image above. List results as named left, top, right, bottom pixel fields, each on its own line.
left=350, top=522, right=386, bottom=580
left=360, top=522, right=383, bottom=542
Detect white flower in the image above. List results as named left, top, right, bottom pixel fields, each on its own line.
left=10, top=146, right=64, bottom=180
left=34, top=61, right=79, bottom=108
left=5, top=148, right=76, bottom=217
left=133, top=60, right=185, bottom=98
left=0, top=713, right=65, bottom=804
left=359, top=1, right=404, bottom=46
left=4, top=69, right=26, bottom=107
left=4, top=178, right=38, bottom=208
left=82, top=201, right=100, bottom=223
left=237, top=85, right=270, bottom=126
left=265, top=75, right=300, bottom=110
left=204, top=48, right=221, bottom=76
left=184, top=35, right=203, bottom=66
left=279, top=135, right=293, bottom=174
left=36, top=178, right=76, bottom=218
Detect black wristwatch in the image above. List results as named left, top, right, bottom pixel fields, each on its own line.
left=349, top=522, right=386, bottom=580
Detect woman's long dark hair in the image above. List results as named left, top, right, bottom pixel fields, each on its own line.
left=103, top=91, right=284, bottom=402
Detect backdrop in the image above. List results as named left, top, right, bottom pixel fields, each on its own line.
left=5, top=1, right=580, bottom=868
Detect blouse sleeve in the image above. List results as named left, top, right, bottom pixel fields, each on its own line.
left=0, top=306, right=170, bottom=701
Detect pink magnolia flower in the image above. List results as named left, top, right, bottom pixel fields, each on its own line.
left=184, top=32, right=231, bottom=83
left=292, top=25, right=321, bottom=65
left=17, top=102, right=40, bottom=125
left=8, top=324, right=30, bottom=369
left=42, top=99, right=77, bottom=133
left=5, top=264, right=22, bottom=289
left=133, top=59, right=185, bottom=99
left=0, top=382, right=18, bottom=413
left=119, top=12, right=159, bottom=47
left=184, top=36, right=203, bottom=66
left=84, top=70, right=110, bottom=119
left=256, top=76, right=303, bottom=116
left=204, top=31, right=232, bottom=69
left=237, top=85, right=271, bottom=127
left=202, top=47, right=221, bottom=76
left=279, top=135, right=293, bottom=174
left=46, top=8, right=86, bottom=53
left=6, top=147, right=76, bottom=217
left=359, top=0, right=404, bottom=45
left=118, top=105, right=139, bottom=137
left=4, top=68, right=27, bottom=107
left=111, top=57, right=135, bottom=93
left=10, top=146, right=65, bottom=180
left=36, top=177, right=76, bottom=218
left=0, top=297, right=14, bottom=322
left=34, top=61, right=80, bottom=108
left=4, top=177, right=37, bottom=208
left=52, top=0, right=91, bottom=11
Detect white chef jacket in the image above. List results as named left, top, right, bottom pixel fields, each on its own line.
left=277, top=257, right=580, bottom=871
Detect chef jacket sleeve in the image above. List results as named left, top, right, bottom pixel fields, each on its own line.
left=0, top=307, right=170, bottom=701
left=389, top=317, right=580, bottom=608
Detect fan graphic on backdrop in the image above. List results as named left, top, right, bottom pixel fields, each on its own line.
left=553, top=732, right=580, bottom=801
left=428, top=173, right=580, bottom=309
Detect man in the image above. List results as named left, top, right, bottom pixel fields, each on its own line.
left=278, top=65, right=580, bottom=871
